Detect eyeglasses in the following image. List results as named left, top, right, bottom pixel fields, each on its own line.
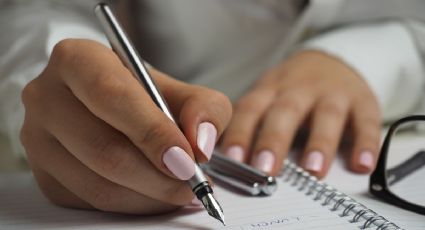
left=370, top=115, right=425, bottom=215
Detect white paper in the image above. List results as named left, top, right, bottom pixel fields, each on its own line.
left=1, top=155, right=423, bottom=230
left=0, top=173, right=359, bottom=230
left=326, top=157, right=425, bottom=230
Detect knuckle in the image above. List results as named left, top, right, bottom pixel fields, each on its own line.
left=235, top=94, right=262, bottom=114
left=208, top=90, right=231, bottom=107
left=259, top=131, right=290, bottom=144
left=317, top=100, right=347, bottom=118
left=20, top=130, right=53, bottom=164
left=357, top=115, right=381, bottom=129
left=233, top=88, right=269, bottom=106
left=21, top=77, right=55, bottom=125
left=50, top=39, right=78, bottom=66
left=366, top=116, right=381, bottom=127
left=19, top=124, right=31, bottom=148
left=204, top=90, right=233, bottom=123
left=211, top=91, right=232, bottom=111
left=273, top=96, right=304, bottom=115
left=21, top=79, right=42, bottom=108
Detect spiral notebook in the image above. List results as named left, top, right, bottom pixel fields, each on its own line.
left=0, top=161, right=410, bottom=230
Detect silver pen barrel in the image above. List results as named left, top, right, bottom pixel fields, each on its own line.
left=94, top=3, right=225, bottom=225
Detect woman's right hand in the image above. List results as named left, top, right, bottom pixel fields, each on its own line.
left=20, top=39, right=232, bottom=214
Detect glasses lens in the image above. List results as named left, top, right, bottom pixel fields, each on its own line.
left=385, top=120, right=425, bottom=206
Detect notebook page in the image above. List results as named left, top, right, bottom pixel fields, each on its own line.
left=326, top=157, right=425, bottom=230
left=0, top=173, right=360, bottom=230
left=352, top=168, right=425, bottom=230
left=351, top=195, right=425, bottom=230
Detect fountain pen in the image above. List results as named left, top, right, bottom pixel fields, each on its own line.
left=94, top=3, right=225, bottom=225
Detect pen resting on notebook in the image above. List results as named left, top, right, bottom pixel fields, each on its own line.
left=203, top=152, right=277, bottom=196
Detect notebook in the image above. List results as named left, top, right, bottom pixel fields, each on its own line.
left=1, top=160, right=416, bottom=230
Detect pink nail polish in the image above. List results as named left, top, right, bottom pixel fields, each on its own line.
left=163, top=146, right=196, bottom=180
left=359, top=151, right=374, bottom=169
left=225, top=145, right=244, bottom=162
left=305, top=151, right=324, bottom=172
left=197, top=122, right=217, bottom=160
left=253, top=150, right=275, bottom=173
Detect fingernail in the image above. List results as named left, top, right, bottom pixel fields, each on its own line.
left=305, top=151, right=324, bottom=172
left=225, top=145, right=244, bottom=162
left=191, top=196, right=203, bottom=206
left=359, top=151, right=374, bottom=170
left=253, top=150, right=275, bottom=173
left=197, top=122, right=217, bottom=160
left=163, top=146, right=196, bottom=180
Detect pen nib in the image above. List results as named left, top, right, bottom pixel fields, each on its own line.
left=201, top=193, right=226, bottom=225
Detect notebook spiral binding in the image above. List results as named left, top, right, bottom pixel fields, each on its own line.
left=280, top=160, right=403, bottom=230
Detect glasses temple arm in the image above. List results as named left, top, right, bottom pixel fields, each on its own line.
left=386, top=150, right=425, bottom=186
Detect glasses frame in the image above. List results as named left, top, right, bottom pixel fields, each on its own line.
left=369, top=115, right=425, bottom=215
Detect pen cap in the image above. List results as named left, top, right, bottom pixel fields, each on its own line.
left=206, top=152, right=277, bottom=196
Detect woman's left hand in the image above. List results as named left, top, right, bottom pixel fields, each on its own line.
left=220, top=50, right=381, bottom=178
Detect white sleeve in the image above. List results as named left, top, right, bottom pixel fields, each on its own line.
left=301, top=21, right=425, bottom=122
left=0, top=1, right=108, bottom=156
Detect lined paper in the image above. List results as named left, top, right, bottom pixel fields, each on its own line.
left=350, top=194, right=425, bottom=230
left=0, top=173, right=361, bottom=230
left=326, top=157, right=425, bottom=230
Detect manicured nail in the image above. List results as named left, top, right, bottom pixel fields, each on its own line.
left=197, top=122, right=217, bottom=160
left=191, top=196, right=202, bottom=206
left=225, top=145, right=244, bottom=162
left=253, top=150, right=275, bottom=173
left=305, top=151, right=324, bottom=172
left=163, top=146, right=196, bottom=180
left=359, top=151, right=374, bottom=170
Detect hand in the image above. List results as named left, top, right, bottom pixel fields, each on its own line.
left=20, top=39, right=232, bottom=214
left=221, top=50, right=381, bottom=178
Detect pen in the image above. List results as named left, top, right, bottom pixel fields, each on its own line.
left=94, top=3, right=225, bottom=225
left=204, top=151, right=277, bottom=196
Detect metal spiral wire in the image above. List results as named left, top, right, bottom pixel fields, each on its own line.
left=281, top=160, right=403, bottom=230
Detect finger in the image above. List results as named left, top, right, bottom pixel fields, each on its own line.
left=250, top=91, right=314, bottom=175
left=46, top=39, right=196, bottom=180
left=25, top=130, right=186, bottom=214
left=29, top=166, right=92, bottom=210
left=27, top=83, right=194, bottom=205
left=155, top=71, right=232, bottom=162
left=300, top=93, right=350, bottom=178
left=348, top=99, right=381, bottom=173
left=220, top=87, right=277, bottom=162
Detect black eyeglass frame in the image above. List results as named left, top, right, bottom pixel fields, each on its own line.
left=369, top=115, right=425, bottom=215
